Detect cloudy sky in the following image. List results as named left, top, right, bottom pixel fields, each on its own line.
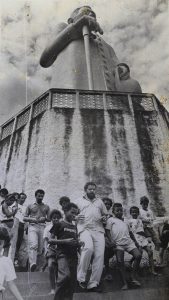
left=0, top=0, right=169, bottom=124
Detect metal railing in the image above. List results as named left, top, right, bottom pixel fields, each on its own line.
left=0, top=88, right=160, bottom=141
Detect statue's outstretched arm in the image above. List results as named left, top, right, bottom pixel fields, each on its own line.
left=40, top=15, right=103, bottom=68
left=40, top=23, right=75, bottom=68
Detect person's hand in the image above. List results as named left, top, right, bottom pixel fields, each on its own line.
left=78, top=240, right=85, bottom=248
left=12, top=205, right=18, bottom=213
left=31, top=218, right=38, bottom=224
left=135, top=242, right=141, bottom=251
left=76, top=214, right=85, bottom=222
left=101, top=215, right=108, bottom=224
left=64, top=238, right=79, bottom=246
left=38, top=217, right=46, bottom=223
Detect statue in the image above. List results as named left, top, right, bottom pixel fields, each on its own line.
left=40, top=6, right=142, bottom=93
left=115, top=63, right=142, bottom=93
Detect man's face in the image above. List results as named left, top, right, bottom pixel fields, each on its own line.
left=52, top=213, right=61, bottom=224
left=5, top=197, right=15, bottom=206
left=103, top=200, right=112, bottom=211
left=86, top=185, right=96, bottom=200
left=130, top=208, right=139, bottom=219
left=113, top=206, right=123, bottom=219
left=66, top=207, right=78, bottom=222
left=36, top=192, right=44, bottom=204
left=19, top=195, right=26, bottom=205
left=141, top=202, right=148, bottom=210
left=61, top=200, right=70, bottom=210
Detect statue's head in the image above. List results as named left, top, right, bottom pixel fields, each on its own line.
left=68, top=6, right=96, bottom=24
left=117, top=63, right=130, bottom=79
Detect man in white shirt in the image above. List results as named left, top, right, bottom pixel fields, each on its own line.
left=74, top=182, right=107, bottom=292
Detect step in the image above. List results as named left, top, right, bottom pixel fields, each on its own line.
left=3, top=288, right=169, bottom=300
left=2, top=267, right=169, bottom=299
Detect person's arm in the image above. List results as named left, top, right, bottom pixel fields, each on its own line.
left=105, top=218, right=116, bottom=247
left=7, top=281, right=23, bottom=300
left=43, top=238, right=49, bottom=254
left=139, top=212, right=151, bottom=224
left=2, top=203, right=17, bottom=218
left=38, top=205, right=50, bottom=223
left=23, top=206, right=37, bottom=223
left=46, top=206, right=51, bottom=222
left=0, top=284, right=5, bottom=291
left=40, top=15, right=103, bottom=68
left=129, top=231, right=140, bottom=249
left=49, top=238, right=76, bottom=245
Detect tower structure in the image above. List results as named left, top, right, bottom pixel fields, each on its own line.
left=0, top=6, right=169, bottom=215
left=0, top=89, right=169, bottom=215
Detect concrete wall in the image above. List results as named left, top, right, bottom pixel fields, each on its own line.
left=0, top=89, right=169, bottom=215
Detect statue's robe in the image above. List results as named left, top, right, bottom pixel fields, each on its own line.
left=49, top=23, right=119, bottom=91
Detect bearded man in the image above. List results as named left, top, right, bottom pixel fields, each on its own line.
left=74, top=182, right=107, bottom=292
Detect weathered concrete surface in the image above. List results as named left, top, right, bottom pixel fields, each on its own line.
left=0, top=90, right=169, bottom=216
left=3, top=268, right=169, bottom=300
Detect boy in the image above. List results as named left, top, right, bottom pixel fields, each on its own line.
left=129, top=206, right=157, bottom=275
left=139, top=196, right=160, bottom=250
left=102, top=197, right=113, bottom=217
left=0, top=226, right=23, bottom=300
left=43, top=209, right=62, bottom=294
left=106, top=203, right=142, bottom=290
left=102, top=197, right=114, bottom=280
left=49, top=202, right=83, bottom=300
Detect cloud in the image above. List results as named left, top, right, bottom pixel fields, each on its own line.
left=0, top=0, right=169, bottom=124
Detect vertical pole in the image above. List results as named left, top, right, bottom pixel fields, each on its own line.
left=82, top=25, right=94, bottom=90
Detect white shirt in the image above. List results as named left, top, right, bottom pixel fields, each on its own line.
left=106, top=217, right=131, bottom=246
left=0, top=256, right=16, bottom=287
left=128, top=218, right=144, bottom=234
left=139, top=208, right=154, bottom=227
left=15, top=204, right=27, bottom=223
left=74, top=196, right=107, bottom=234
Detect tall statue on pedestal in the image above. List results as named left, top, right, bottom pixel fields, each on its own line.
left=40, top=6, right=142, bottom=92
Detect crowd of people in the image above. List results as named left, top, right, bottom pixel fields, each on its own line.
left=0, top=182, right=169, bottom=300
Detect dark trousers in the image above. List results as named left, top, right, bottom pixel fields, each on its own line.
left=160, top=230, right=169, bottom=249
left=104, top=246, right=115, bottom=272
left=54, top=254, right=77, bottom=300
left=16, top=222, right=24, bottom=254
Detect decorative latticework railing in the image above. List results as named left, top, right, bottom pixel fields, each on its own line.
left=0, top=88, right=167, bottom=141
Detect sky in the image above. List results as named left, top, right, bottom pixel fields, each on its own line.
left=0, top=0, right=169, bottom=124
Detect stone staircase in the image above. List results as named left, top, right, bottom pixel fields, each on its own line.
left=2, top=267, right=169, bottom=300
